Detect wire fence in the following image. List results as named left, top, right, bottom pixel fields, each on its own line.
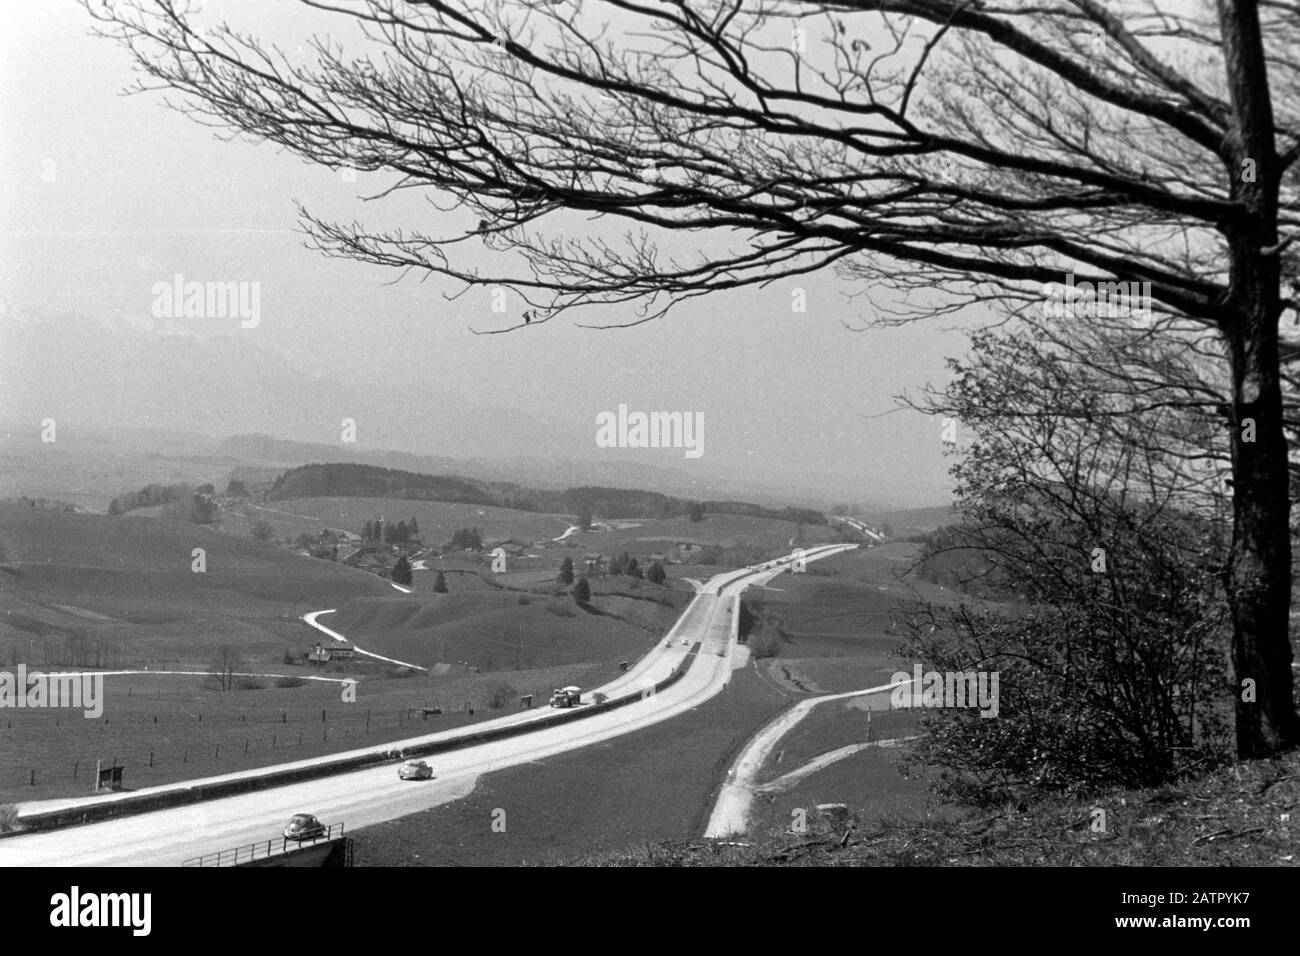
left=0, top=703, right=497, bottom=793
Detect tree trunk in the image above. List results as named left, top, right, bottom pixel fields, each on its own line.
left=1219, top=0, right=1300, bottom=757
left=1224, top=314, right=1300, bottom=756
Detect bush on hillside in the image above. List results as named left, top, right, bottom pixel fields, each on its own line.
left=898, top=329, right=1231, bottom=804
left=486, top=681, right=518, bottom=709
left=746, top=628, right=784, bottom=659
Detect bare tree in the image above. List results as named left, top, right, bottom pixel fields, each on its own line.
left=209, top=644, right=242, bottom=692
left=85, top=0, right=1300, bottom=755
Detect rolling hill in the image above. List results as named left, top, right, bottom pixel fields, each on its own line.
left=0, top=503, right=392, bottom=666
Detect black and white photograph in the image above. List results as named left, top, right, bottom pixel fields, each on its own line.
left=0, top=0, right=1295, bottom=930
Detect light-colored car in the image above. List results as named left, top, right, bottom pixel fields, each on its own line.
left=398, top=759, right=434, bottom=781
left=549, top=686, right=582, bottom=708
left=283, top=813, right=327, bottom=842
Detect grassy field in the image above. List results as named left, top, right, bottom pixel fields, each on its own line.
left=0, top=504, right=392, bottom=666
left=352, top=660, right=792, bottom=866
left=755, top=697, right=921, bottom=785
left=0, top=504, right=688, bottom=802
left=738, top=543, right=958, bottom=692
left=320, top=588, right=676, bottom=672
left=748, top=742, right=935, bottom=839
left=226, top=496, right=575, bottom=545
left=570, top=750, right=1300, bottom=867
left=0, top=660, right=630, bottom=802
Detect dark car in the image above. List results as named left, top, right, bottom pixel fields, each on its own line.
left=283, top=813, right=327, bottom=842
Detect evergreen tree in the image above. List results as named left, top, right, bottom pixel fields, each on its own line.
left=433, top=570, right=448, bottom=593
left=392, top=555, right=414, bottom=586
left=559, top=556, right=575, bottom=586
left=647, top=561, right=666, bottom=585
left=573, top=576, right=591, bottom=605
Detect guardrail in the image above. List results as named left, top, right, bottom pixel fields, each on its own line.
left=181, top=822, right=346, bottom=867
left=11, top=646, right=699, bottom=837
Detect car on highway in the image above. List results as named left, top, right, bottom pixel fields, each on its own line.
left=283, top=813, right=327, bottom=842
left=549, top=686, right=582, bottom=708
left=398, top=759, right=434, bottom=781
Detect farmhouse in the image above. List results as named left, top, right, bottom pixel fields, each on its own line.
left=340, top=545, right=390, bottom=573
left=307, top=641, right=356, bottom=664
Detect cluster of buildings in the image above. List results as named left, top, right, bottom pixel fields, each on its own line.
left=299, top=524, right=706, bottom=582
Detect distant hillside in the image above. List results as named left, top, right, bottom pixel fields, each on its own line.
left=270, top=463, right=495, bottom=506
left=266, top=463, right=828, bottom=525
left=0, top=503, right=391, bottom=666
left=220, top=433, right=726, bottom=497
left=870, top=504, right=955, bottom=533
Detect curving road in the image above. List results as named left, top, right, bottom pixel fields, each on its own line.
left=705, top=675, right=912, bottom=838
left=0, top=545, right=856, bottom=866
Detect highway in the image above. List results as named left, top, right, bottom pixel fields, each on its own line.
left=0, top=544, right=855, bottom=866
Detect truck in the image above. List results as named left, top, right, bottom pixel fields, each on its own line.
left=549, top=686, right=582, bottom=708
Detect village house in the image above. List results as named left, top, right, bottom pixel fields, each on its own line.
left=340, top=545, right=391, bottom=574
left=308, top=641, right=356, bottom=664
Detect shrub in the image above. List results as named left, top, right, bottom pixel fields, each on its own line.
left=517, top=594, right=531, bottom=605
left=0, top=804, right=18, bottom=833
left=486, top=681, right=517, bottom=709
left=275, top=676, right=306, bottom=689
left=545, top=602, right=576, bottom=618
left=747, top=628, right=783, bottom=659
left=234, top=676, right=265, bottom=690
left=251, top=519, right=274, bottom=541
left=896, top=327, right=1233, bottom=801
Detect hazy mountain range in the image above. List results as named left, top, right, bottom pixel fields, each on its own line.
left=0, top=308, right=947, bottom=510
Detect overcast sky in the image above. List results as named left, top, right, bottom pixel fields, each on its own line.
left=0, top=1, right=982, bottom=508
